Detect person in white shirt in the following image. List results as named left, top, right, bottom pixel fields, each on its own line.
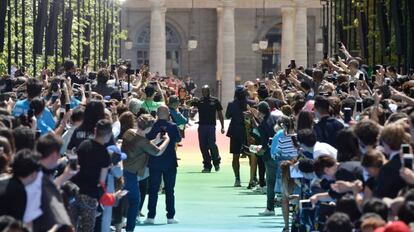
left=297, top=128, right=337, bottom=159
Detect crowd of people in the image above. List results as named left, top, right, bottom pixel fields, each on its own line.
left=0, top=60, right=200, bottom=232
left=224, top=43, right=414, bottom=232
left=0, top=40, right=414, bottom=232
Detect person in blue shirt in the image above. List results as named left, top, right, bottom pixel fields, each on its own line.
left=29, top=98, right=66, bottom=136
left=12, top=78, right=56, bottom=129
left=144, top=105, right=181, bottom=225
left=167, top=95, right=188, bottom=128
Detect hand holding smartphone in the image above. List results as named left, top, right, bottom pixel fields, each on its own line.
left=401, top=144, right=413, bottom=169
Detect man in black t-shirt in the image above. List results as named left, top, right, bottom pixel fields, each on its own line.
left=68, top=119, right=112, bottom=232
left=191, top=85, right=225, bottom=173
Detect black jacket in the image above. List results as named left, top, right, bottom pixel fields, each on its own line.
left=0, top=176, right=27, bottom=220
left=313, top=116, right=344, bottom=148
left=33, top=172, right=72, bottom=232
left=374, top=154, right=406, bottom=198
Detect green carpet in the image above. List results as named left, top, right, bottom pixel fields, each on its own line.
left=137, top=163, right=284, bottom=232
left=135, top=121, right=285, bottom=231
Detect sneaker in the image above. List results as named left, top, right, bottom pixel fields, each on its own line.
left=234, top=179, right=241, bottom=187
left=258, top=209, right=275, bottom=216
left=167, top=218, right=179, bottom=224
left=201, top=168, right=211, bottom=173
left=143, top=218, right=155, bottom=225
left=214, top=165, right=220, bottom=172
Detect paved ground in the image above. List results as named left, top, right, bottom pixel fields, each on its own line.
left=135, top=121, right=284, bottom=232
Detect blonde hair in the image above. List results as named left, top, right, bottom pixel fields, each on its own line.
left=380, top=123, right=411, bottom=150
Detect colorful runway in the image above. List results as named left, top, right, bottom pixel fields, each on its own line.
left=136, top=121, right=284, bottom=232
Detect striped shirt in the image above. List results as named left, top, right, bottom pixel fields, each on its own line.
left=270, top=130, right=298, bottom=159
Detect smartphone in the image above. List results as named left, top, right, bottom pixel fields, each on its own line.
left=349, top=82, right=356, bottom=91
left=385, top=78, right=391, bottom=86
left=65, top=103, right=71, bottom=112
left=359, top=73, right=364, bottom=81
left=285, top=69, right=291, bottom=76
left=334, top=54, right=339, bottom=62
left=111, top=64, right=116, bottom=72
left=300, top=200, right=313, bottom=210
left=409, top=88, right=414, bottom=98
left=403, top=153, right=413, bottom=169
left=402, top=144, right=411, bottom=155
left=344, top=107, right=352, bottom=123
left=291, top=134, right=298, bottom=148
left=84, top=83, right=91, bottom=92
left=119, top=190, right=129, bottom=197
left=72, top=83, right=81, bottom=90
left=136, top=69, right=140, bottom=75
left=323, top=53, right=328, bottom=59
left=267, top=72, right=274, bottom=80
left=338, top=41, right=342, bottom=48
left=371, top=75, right=376, bottom=83
left=356, top=99, right=363, bottom=113
left=290, top=60, right=296, bottom=69
left=382, top=85, right=391, bottom=99
left=60, top=80, right=65, bottom=88
left=59, top=108, right=66, bottom=120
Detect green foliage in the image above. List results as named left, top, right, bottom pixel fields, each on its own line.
left=0, top=0, right=125, bottom=76
left=335, top=0, right=411, bottom=70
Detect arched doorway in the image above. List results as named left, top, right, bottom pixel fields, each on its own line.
left=136, top=23, right=182, bottom=76
left=262, top=24, right=282, bottom=74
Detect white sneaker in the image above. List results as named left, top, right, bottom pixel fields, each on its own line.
left=258, top=209, right=275, bottom=216
left=167, top=218, right=179, bottom=224
left=143, top=218, right=155, bottom=224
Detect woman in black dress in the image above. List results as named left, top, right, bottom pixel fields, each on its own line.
left=226, top=86, right=248, bottom=187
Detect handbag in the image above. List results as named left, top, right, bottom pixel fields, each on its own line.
left=99, top=182, right=115, bottom=206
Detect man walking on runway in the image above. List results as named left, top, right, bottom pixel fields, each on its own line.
left=190, top=85, right=225, bottom=173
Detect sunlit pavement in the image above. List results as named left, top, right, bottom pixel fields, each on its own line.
left=136, top=120, right=284, bottom=232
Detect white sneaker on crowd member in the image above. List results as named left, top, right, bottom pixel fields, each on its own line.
left=260, top=186, right=267, bottom=194
left=143, top=218, right=155, bottom=225
left=167, top=218, right=180, bottom=224
left=258, top=209, right=275, bottom=216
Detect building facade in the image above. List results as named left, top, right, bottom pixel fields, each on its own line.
left=121, top=0, right=323, bottom=105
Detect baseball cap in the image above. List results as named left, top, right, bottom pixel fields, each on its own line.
left=106, top=145, right=127, bottom=161
left=100, top=192, right=116, bottom=206
left=374, top=221, right=410, bottom=232
left=257, top=101, right=270, bottom=115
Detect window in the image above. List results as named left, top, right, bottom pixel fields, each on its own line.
left=136, top=24, right=181, bottom=75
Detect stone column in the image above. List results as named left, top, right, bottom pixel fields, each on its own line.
left=217, top=7, right=223, bottom=100
left=149, top=0, right=166, bottom=76
left=220, top=0, right=235, bottom=108
left=281, top=7, right=296, bottom=70
left=295, top=2, right=308, bottom=67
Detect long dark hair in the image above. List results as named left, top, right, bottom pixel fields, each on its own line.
left=80, top=101, right=105, bottom=132
left=336, top=128, right=360, bottom=162
left=297, top=111, right=314, bottom=130
left=234, top=88, right=247, bottom=111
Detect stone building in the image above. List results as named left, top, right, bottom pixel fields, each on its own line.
left=121, top=0, right=323, bottom=106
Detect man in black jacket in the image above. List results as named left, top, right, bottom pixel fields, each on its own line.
left=33, top=133, right=74, bottom=232
left=313, top=96, right=344, bottom=148
left=0, top=150, right=40, bottom=221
